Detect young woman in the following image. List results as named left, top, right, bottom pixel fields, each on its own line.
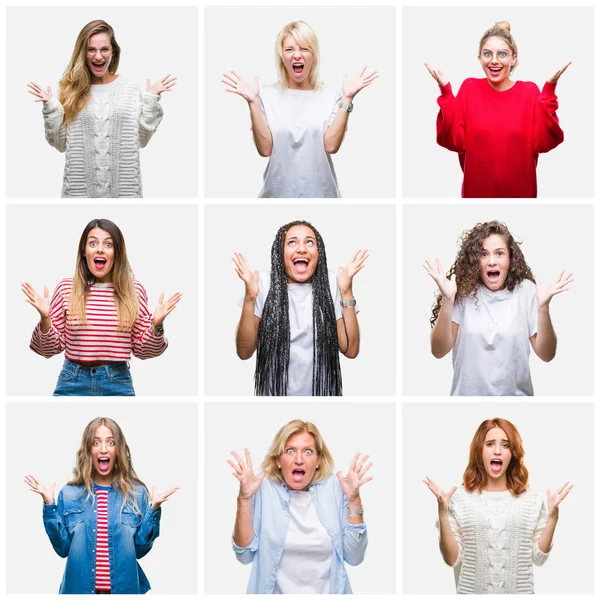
left=24, top=417, right=179, bottom=594
left=425, top=21, right=570, bottom=198
left=424, top=220, right=572, bottom=396
left=424, top=417, right=573, bottom=594
left=27, top=19, right=176, bottom=197
left=233, top=220, right=368, bottom=396
left=22, top=218, right=182, bottom=396
left=222, top=20, right=378, bottom=198
left=228, top=419, right=372, bottom=594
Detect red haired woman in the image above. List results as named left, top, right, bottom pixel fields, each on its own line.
left=423, top=418, right=573, bottom=594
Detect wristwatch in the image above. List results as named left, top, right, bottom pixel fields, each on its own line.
left=348, top=507, right=364, bottom=516
left=339, top=101, right=354, bottom=113
left=340, top=298, right=357, bottom=308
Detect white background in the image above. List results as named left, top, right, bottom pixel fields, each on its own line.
left=402, top=6, right=594, bottom=198
left=6, top=401, right=198, bottom=594
left=204, top=204, right=396, bottom=396
left=403, top=402, right=594, bottom=594
left=6, top=204, right=198, bottom=396
left=204, top=6, right=396, bottom=198
left=204, top=401, right=396, bottom=594
left=402, top=204, right=594, bottom=396
left=7, top=6, right=198, bottom=198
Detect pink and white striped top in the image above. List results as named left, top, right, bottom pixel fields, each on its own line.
left=30, top=279, right=167, bottom=362
left=95, top=487, right=111, bottom=591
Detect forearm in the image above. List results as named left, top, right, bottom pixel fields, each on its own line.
left=40, top=316, right=51, bottom=334
left=537, top=514, right=558, bottom=554
left=438, top=510, right=459, bottom=566
left=233, top=496, right=254, bottom=547
left=248, top=100, right=272, bottom=157
left=42, top=97, right=67, bottom=152
left=337, top=288, right=360, bottom=357
left=534, top=306, right=557, bottom=362
left=431, top=298, right=455, bottom=358
left=236, top=299, right=258, bottom=359
left=139, top=92, right=164, bottom=148
left=323, top=96, right=351, bottom=154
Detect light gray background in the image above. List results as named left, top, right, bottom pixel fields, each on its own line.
left=204, top=6, right=396, bottom=198
left=402, top=204, right=594, bottom=396
left=204, top=401, right=396, bottom=594
left=7, top=401, right=198, bottom=594
left=6, top=204, right=198, bottom=396
left=403, top=402, right=594, bottom=594
left=7, top=6, right=198, bottom=198
left=402, top=6, right=593, bottom=198
left=204, top=204, right=396, bottom=396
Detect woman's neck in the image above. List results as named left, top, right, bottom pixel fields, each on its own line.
left=91, top=72, right=119, bottom=85
left=483, top=476, right=508, bottom=492
left=93, top=474, right=113, bottom=487
left=287, top=78, right=314, bottom=92
left=486, top=77, right=515, bottom=93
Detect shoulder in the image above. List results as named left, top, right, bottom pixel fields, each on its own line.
left=132, top=280, right=148, bottom=296
left=319, top=85, right=341, bottom=99
left=259, top=85, right=283, bottom=102
left=59, top=483, right=85, bottom=501
left=56, top=278, right=73, bottom=290
left=516, top=278, right=537, bottom=297
left=458, top=78, right=484, bottom=92
left=132, top=482, right=149, bottom=498
left=517, top=80, right=541, bottom=95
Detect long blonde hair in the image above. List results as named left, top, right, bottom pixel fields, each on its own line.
left=68, top=417, right=147, bottom=511
left=70, top=218, right=139, bottom=329
left=274, top=21, right=320, bottom=89
left=59, top=20, right=121, bottom=124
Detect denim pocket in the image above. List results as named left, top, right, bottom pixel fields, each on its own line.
left=64, top=508, right=85, bottom=531
left=58, top=369, right=75, bottom=382
left=109, top=366, right=132, bottom=384
left=120, top=506, right=142, bottom=528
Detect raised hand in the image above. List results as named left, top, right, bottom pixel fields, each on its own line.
left=228, top=449, right=266, bottom=499
left=146, top=74, right=177, bottom=95
left=547, top=62, right=572, bottom=84
left=336, top=452, right=373, bottom=501
left=153, top=292, right=183, bottom=326
left=338, top=249, right=368, bottom=296
left=423, top=258, right=457, bottom=301
left=222, top=71, right=260, bottom=104
left=341, top=67, right=379, bottom=100
left=424, top=63, right=448, bottom=87
left=24, top=474, right=55, bottom=505
left=151, top=485, right=180, bottom=510
left=546, top=481, right=573, bottom=518
left=423, top=476, right=457, bottom=514
left=536, top=270, right=573, bottom=308
left=27, top=82, right=52, bottom=103
left=232, top=252, right=259, bottom=301
left=21, top=282, right=50, bottom=318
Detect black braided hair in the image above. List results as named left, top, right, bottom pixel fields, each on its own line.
left=254, top=221, right=342, bottom=396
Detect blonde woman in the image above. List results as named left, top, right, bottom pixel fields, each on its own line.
left=25, top=417, right=179, bottom=594
left=222, top=21, right=378, bottom=198
left=228, top=420, right=373, bottom=593
left=21, top=218, right=182, bottom=396
left=27, top=20, right=176, bottom=198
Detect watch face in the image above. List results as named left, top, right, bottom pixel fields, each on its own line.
left=347, top=103, right=354, bottom=113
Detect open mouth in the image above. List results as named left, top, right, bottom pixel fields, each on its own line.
left=488, top=67, right=503, bottom=76
left=91, top=61, right=106, bottom=72
left=94, top=257, right=107, bottom=270
left=487, top=270, right=501, bottom=282
left=292, top=257, right=309, bottom=274
left=490, top=459, right=503, bottom=474
left=98, top=457, right=111, bottom=472
left=292, top=63, right=304, bottom=75
left=291, top=468, right=306, bottom=482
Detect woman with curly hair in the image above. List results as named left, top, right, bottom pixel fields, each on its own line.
left=233, top=220, right=368, bottom=396
left=228, top=419, right=372, bottom=593
left=423, top=220, right=572, bottom=396
left=24, top=417, right=179, bottom=594
left=222, top=20, right=378, bottom=197
left=423, top=417, right=573, bottom=594
left=27, top=20, right=176, bottom=197
left=425, top=21, right=570, bottom=198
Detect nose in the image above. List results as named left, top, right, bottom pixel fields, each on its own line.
left=493, top=445, right=501, bottom=455
left=294, top=452, right=304, bottom=464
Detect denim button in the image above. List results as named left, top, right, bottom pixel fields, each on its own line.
left=91, top=368, right=96, bottom=374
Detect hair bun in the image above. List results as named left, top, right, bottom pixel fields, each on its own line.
left=494, top=21, right=511, bottom=32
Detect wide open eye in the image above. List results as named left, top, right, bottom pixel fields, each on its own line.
left=286, top=448, right=294, bottom=454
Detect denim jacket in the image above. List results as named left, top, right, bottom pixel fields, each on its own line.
left=42, top=483, right=161, bottom=594
left=232, top=476, right=368, bottom=594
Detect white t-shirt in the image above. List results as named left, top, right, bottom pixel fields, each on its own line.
left=258, top=85, right=342, bottom=198
left=274, top=490, right=333, bottom=594
left=451, top=279, right=538, bottom=396
left=253, top=271, right=345, bottom=396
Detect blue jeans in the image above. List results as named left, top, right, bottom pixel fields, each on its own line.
left=52, top=359, right=136, bottom=396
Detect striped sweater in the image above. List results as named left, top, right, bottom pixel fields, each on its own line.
left=41, top=77, right=163, bottom=198
left=30, top=279, right=167, bottom=362
left=95, top=486, right=111, bottom=591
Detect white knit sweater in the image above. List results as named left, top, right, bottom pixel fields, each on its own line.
left=441, top=487, right=550, bottom=594
left=42, top=77, right=163, bottom=198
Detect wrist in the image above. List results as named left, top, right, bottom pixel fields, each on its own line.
left=244, top=293, right=257, bottom=303
left=538, top=304, right=551, bottom=312
left=340, top=290, right=354, bottom=302
left=237, top=494, right=252, bottom=506
left=342, top=95, right=353, bottom=104
left=347, top=495, right=362, bottom=509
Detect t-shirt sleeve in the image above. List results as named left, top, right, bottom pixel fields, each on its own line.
left=329, top=89, right=343, bottom=125
left=452, top=298, right=464, bottom=325
left=527, top=282, right=538, bottom=337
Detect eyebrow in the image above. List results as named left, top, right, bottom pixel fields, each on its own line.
left=287, top=235, right=316, bottom=241
left=285, top=445, right=315, bottom=450
left=481, top=247, right=507, bottom=251
left=485, top=438, right=509, bottom=443
left=88, top=236, right=113, bottom=241
left=93, top=436, right=115, bottom=440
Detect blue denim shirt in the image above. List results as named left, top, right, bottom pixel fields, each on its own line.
left=232, top=476, right=368, bottom=594
left=42, top=483, right=161, bottom=594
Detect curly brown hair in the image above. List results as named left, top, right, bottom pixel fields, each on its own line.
left=430, top=221, right=534, bottom=327
left=463, top=418, right=528, bottom=496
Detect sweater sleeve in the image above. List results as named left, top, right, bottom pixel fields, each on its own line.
left=436, top=82, right=466, bottom=153
left=532, top=498, right=551, bottom=566
left=131, top=283, right=168, bottom=359
left=436, top=501, right=464, bottom=568
left=42, top=97, right=67, bottom=153
left=30, top=283, right=67, bottom=358
left=533, top=82, right=564, bottom=153
left=138, top=91, right=164, bottom=148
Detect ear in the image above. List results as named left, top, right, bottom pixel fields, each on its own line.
left=512, top=54, right=518, bottom=67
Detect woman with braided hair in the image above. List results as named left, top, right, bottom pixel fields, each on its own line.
left=423, top=220, right=573, bottom=396
left=233, top=220, right=368, bottom=396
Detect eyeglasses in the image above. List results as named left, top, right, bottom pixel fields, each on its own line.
left=481, top=50, right=512, bottom=62
left=86, top=47, right=112, bottom=58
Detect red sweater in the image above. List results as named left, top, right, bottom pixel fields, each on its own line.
left=30, top=279, right=167, bottom=362
left=436, top=78, right=564, bottom=198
